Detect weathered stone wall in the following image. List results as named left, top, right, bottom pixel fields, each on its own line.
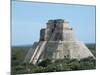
left=45, top=41, right=59, bottom=59
left=63, top=29, right=77, bottom=41
left=24, top=19, right=95, bottom=64
left=40, top=29, right=45, bottom=41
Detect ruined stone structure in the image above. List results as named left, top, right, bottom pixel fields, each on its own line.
left=24, top=19, right=94, bottom=64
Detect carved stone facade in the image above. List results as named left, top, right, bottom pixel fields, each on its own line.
left=24, top=19, right=94, bottom=64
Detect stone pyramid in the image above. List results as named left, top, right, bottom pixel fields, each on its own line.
left=24, top=19, right=94, bottom=64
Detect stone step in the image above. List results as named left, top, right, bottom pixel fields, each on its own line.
left=30, top=41, right=47, bottom=64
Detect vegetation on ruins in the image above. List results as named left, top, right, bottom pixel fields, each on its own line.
left=11, top=44, right=96, bottom=75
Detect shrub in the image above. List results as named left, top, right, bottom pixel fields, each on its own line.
left=38, top=59, right=51, bottom=67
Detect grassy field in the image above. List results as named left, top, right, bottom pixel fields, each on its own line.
left=11, top=43, right=96, bottom=75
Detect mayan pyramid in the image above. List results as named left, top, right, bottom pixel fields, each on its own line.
left=24, top=19, right=94, bottom=64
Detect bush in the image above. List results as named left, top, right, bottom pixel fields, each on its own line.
left=38, top=59, right=51, bottom=67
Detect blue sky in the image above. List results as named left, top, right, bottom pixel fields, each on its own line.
left=12, top=1, right=96, bottom=46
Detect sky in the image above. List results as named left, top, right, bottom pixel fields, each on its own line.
left=12, top=1, right=96, bottom=46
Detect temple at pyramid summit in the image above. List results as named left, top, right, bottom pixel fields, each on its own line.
left=24, top=19, right=94, bottom=64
